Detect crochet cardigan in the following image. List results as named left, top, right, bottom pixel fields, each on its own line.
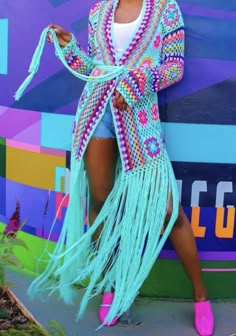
left=16, top=0, right=185, bottom=326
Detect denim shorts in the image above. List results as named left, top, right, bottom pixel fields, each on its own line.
left=92, top=104, right=116, bottom=138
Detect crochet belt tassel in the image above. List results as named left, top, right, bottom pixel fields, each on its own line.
left=14, top=28, right=129, bottom=101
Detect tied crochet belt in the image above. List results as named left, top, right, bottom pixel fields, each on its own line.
left=14, top=28, right=130, bottom=101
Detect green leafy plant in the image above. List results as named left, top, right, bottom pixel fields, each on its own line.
left=0, top=320, right=67, bottom=336
left=0, top=229, right=28, bottom=328
left=46, top=320, right=67, bottom=336
left=0, top=234, right=28, bottom=287
left=0, top=203, right=67, bottom=336
left=0, top=201, right=27, bottom=287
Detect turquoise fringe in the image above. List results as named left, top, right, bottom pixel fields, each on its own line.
left=28, top=152, right=179, bottom=326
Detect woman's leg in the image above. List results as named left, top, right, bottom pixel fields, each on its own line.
left=168, top=205, right=207, bottom=301
left=84, top=137, right=119, bottom=325
left=84, top=138, right=118, bottom=242
left=166, top=203, right=214, bottom=335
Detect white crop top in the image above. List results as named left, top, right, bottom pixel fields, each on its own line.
left=113, top=12, right=142, bottom=59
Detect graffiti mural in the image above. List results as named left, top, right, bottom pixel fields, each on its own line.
left=0, top=0, right=235, bottom=277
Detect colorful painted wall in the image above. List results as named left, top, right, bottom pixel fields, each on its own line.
left=0, top=0, right=235, bottom=298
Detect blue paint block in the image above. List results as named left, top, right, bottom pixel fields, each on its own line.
left=71, top=17, right=88, bottom=34
left=48, top=0, right=70, bottom=7
left=0, top=19, right=8, bottom=75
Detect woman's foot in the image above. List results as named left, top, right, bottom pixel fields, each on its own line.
left=193, top=287, right=214, bottom=336
left=194, top=300, right=214, bottom=336
left=99, top=292, right=118, bottom=326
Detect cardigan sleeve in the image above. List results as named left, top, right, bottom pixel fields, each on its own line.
left=59, top=10, right=96, bottom=75
left=116, top=0, right=185, bottom=107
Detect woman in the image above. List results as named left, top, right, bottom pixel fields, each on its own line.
left=19, top=0, right=214, bottom=334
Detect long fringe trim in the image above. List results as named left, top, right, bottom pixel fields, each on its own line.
left=28, top=153, right=179, bottom=327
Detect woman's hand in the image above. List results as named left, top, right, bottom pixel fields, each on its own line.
left=113, top=90, right=128, bottom=111
left=47, top=24, right=72, bottom=48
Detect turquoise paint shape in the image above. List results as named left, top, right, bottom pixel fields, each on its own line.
left=0, top=19, right=8, bottom=75
left=164, top=123, right=236, bottom=164
left=41, top=114, right=236, bottom=164
left=41, top=113, right=73, bottom=150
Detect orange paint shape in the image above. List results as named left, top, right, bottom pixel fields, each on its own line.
left=6, top=146, right=66, bottom=190
left=215, top=207, right=235, bottom=239
left=191, top=206, right=206, bottom=238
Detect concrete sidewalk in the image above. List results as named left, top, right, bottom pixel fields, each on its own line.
left=7, top=270, right=236, bottom=336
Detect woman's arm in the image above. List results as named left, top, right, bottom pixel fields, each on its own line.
left=60, top=30, right=94, bottom=75
left=54, top=5, right=99, bottom=75
left=116, top=0, right=185, bottom=107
